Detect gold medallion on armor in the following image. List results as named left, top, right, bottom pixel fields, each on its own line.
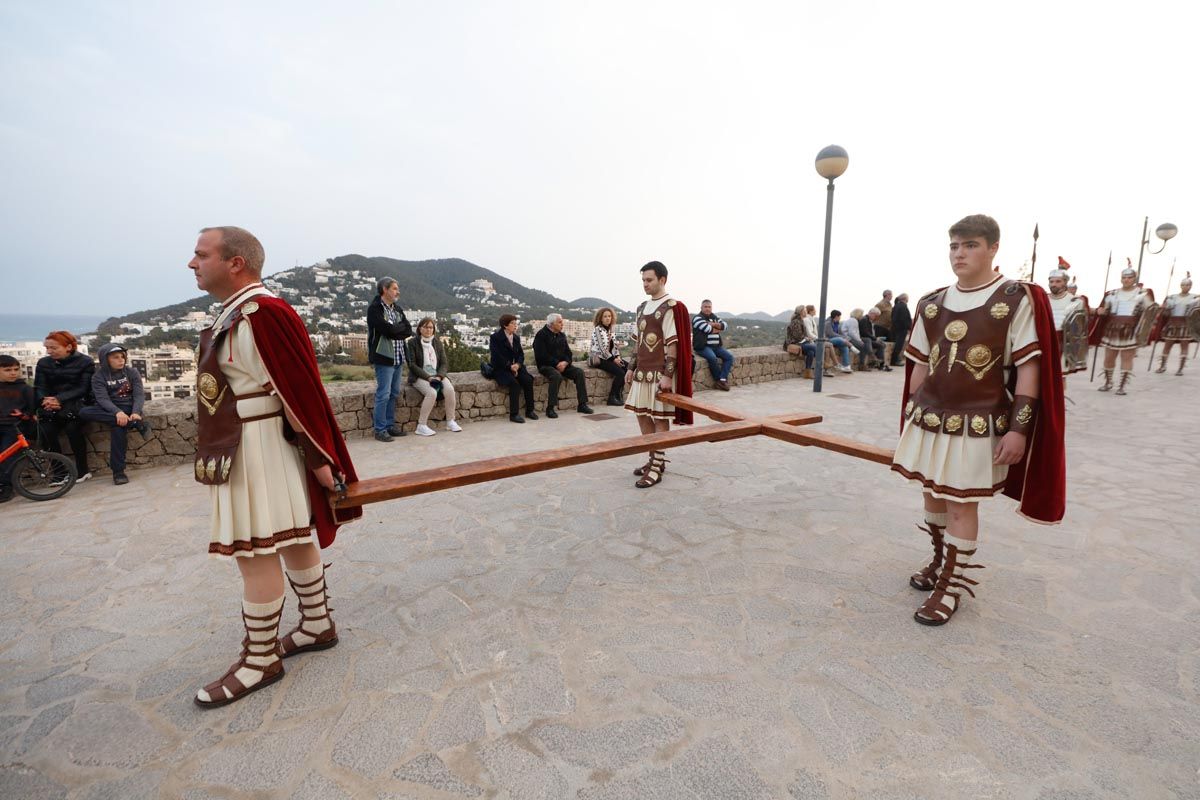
left=995, top=414, right=1008, bottom=433
left=905, top=400, right=914, bottom=417
left=220, top=456, right=232, bottom=480
left=913, top=406, right=923, bottom=421
left=945, top=414, right=963, bottom=433
left=638, top=319, right=647, bottom=330
left=1015, top=403, right=1033, bottom=426
left=199, top=372, right=220, bottom=400
left=205, top=457, right=218, bottom=481
left=970, top=415, right=988, bottom=435
left=241, top=301, right=260, bottom=315
left=195, top=459, right=205, bottom=480
left=636, top=370, right=645, bottom=381
left=923, top=412, right=941, bottom=429
left=990, top=302, right=1010, bottom=319
left=642, top=332, right=660, bottom=351
left=928, top=342, right=942, bottom=371
left=654, top=310, right=663, bottom=319
left=944, top=320, right=968, bottom=341
left=966, top=344, right=992, bottom=367
left=924, top=304, right=939, bottom=319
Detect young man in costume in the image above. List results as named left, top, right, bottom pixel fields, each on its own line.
left=1092, top=261, right=1155, bottom=395
left=1046, top=257, right=1089, bottom=380
left=188, top=226, right=360, bottom=707
left=1153, top=273, right=1197, bottom=375
left=892, top=214, right=1065, bottom=626
left=624, top=261, right=693, bottom=488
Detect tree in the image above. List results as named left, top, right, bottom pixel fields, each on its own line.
left=442, top=330, right=485, bottom=373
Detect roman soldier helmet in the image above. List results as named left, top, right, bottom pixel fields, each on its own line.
left=1183, top=271, right=1193, bottom=289
left=1049, top=256, right=1070, bottom=281
left=1121, top=257, right=1136, bottom=279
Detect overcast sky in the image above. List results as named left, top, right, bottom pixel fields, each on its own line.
left=1, top=1, right=1195, bottom=319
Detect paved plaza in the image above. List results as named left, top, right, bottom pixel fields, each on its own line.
left=2, top=366, right=1198, bottom=799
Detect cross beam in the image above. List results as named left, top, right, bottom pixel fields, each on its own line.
left=334, top=391, right=893, bottom=509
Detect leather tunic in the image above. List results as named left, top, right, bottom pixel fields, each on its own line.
left=905, top=280, right=1021, bottom=438
left=632, top=299, right=673, bottom=382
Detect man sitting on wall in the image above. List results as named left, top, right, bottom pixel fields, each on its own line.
left=533, top=314, right=593, bottom=418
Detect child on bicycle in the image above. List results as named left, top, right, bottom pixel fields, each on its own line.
left=79, top=344, right=149, bottom=486
left=0, top=354, right=36, bottom=503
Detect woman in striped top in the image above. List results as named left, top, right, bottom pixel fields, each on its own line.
left=590, top=307, right=627, bottom=406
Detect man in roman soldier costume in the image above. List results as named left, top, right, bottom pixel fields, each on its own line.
left=188, top=227, right=360, bottom=707
left=1090, top=260, right=1157, bottom=395
left=1046, top=257, right=1090, bottom=379
left=1152, top=272, right=1197, bottom=375
left=892, top=215, right=1065, bottom=626
left=624, top=261, right=693, bottom=488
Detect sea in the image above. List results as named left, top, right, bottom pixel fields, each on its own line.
left=0, top=314, right=109, bottom=343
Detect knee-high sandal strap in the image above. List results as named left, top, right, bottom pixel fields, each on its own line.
left=196, top=606, right=285, bottom=708
left=914, top=545, right=984, bottom=626
left=280, top=563, right=339, bottom=658
left=635, top=451, right=668, bottom=488
left=909, top=523, right=945, bottom=591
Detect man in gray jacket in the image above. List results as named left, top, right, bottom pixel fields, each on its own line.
left=79, top=343, right=149, bottom=485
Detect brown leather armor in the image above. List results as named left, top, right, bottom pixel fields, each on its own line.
left=905, top=281, right=1021, bottom=438
left=631, top=299, right=674, bottom=382
left=194, top=303, right=281, bottom=485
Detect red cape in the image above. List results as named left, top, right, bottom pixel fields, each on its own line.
left=900, top=282, right=1066, bottom=524
left=246, top=295, right=361, bottom=547
left=671, top=301, right=694, bottom=425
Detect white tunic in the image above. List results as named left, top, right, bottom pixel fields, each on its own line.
left=892, top=276, right=1040, bottom=502
left=624, top=296, right=678, bottom=419
left=1048, top=292, right=1084, bottom=331
left=1099, top=288, right=1152, bottom=349
left=208, top=286, right=314, bottom=558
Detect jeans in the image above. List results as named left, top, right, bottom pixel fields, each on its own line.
left=800, top=342, right=817, bottom=369
left=828, top=337, right=851, bottom=367
left=79, top=403, right=137, bottom=472
left=373, top=362, right=404, bottom=432
left=538, top=364, right=588, bottom=408
left=697, top=345, right=735, bottom=381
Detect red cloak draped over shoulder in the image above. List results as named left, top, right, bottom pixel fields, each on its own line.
left=899, top=282, right=1066, bottom=524
left=244, top=295, right=361, bottom=547
left=671, top=301, right=694, bottom=425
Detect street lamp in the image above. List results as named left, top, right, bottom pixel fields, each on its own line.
left=813, top=144, right=848, bottom=393
left=1134, top=217, right=1178, bottom=280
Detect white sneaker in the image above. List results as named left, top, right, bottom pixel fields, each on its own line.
left=77, top=472, right=93, bottom=483
left=839, top=365, right=852, bottom=373
left=415, top=424, right=436, bottom=436
left=446, top=420, right=463, bottom=432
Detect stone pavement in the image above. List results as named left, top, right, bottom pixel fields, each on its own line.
left=1, top=365, right=1198, bottom=799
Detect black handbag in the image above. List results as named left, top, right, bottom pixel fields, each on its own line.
left=480, top=359, right=495, bottom=379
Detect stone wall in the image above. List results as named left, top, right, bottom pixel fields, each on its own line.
left=71, top=345, right=848, bottom=473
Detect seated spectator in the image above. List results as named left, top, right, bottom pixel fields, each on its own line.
left=692, top=300, right=735, bottom=390
left=874, top=290, right=894, bottom=341
left=534, top=314, right=593, bottom=418
left=823, top=310, right=854, bottom=373
left=34, top=331, right=95, bottom=482
left=404, top=318, right=462, bottom=436
left=79, top=344, right=149, bottom=485
left=802, top=305, right=836, bottom=377
left=590, top=307, right=627, bottom=406
left=0, top=354, right=36, bottom=503
left=784, top=306, right=818, bottom=371
left=489, top=314, right=537, bottom=423
left=843, top=310, right=874, bottom=370
left=861, top=308, right=892, bottom=371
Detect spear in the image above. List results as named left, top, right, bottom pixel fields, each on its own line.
left=1146, top=258, right=1175, bottom=371
left=1029, top=224, right=1040, bottom=283
left=1090, top=250, right=1113, bottom=382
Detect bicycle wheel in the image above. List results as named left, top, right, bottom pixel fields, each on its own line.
left=12, top=450, right=77, bottom=501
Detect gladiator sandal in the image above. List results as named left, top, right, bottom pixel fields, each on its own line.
left=1097, top=368, right=1114, bottom=391
left=1115, top=370, right=1133, bottom=395
left=635, top=451, right=668, bottom=488
left=279, top=563, right=338, bottom=658
left=909, top=523, right=945, bottom=591
left=195, top=598, right=285, bottom=708
left=1177, top=356, right=1188, bottom=376
left=1155, top=354, right=1168, bottom=373
left=633, top=454, right=668, bottom=478
left=914, top=543, right=984, bottom=627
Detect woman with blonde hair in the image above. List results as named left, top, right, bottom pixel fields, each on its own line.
left=589, top=307, right=627, bottom=405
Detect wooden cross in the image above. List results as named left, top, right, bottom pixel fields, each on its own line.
left=333, top=392, right=894, bottom=509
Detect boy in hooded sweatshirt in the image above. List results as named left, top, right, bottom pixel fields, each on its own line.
left=0, top=354, right=36, bottom=503
left=79, top=344, right=149, bottom=485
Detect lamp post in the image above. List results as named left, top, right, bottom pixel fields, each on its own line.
left=813, top=144, right=849, bottom=393
left=1134, top=217, right=1178, bottom=281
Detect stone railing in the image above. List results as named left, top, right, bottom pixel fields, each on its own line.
left=70, top=345, right=863, bottom=472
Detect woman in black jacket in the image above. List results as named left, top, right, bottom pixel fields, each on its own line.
left=366, top=278, right=413, bottom=441
left=488, top=314, right=537, bottom=423
left=34, top=330, right=95, bottom=481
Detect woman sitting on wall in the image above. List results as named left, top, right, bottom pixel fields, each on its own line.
left=34, top=330, right=95, bottom=482
left=405, top=318, right=462, bottom=436
left=488, top=314, right=537, bottom=423
left=589, top=307, right=627, bottom=406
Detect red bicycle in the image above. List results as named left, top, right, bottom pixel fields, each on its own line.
left=0, top=433, right=77, bottom=501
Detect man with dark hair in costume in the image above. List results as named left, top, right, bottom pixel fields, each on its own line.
left=892, top=214, right=1065, bottom=626
left=188, top=226, right=360, bottom=707
left=1092, top=260, right=1155, bottom=395
left=624, top=261, right=693, bottom=488
left=1046, top=257, right=1089, bottom=381
left=1153, top=272, right=1197, bottom=375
